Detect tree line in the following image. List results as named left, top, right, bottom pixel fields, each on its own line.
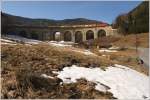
left=112, top=1, right=149, bottom=35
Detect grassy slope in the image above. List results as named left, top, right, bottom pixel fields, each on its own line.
left=112, top=33, right=149, bottom=48
left=1, top=44, right=115, bottom=99
left=1, top=33, right=149, bottom=99
left=81, top=33, right=149, bottom=75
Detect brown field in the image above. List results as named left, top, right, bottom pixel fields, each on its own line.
left=1, top=44, right=115, bottom=99
left=112, top=33, right=149, bottom=48
left=1, top=33, right=149, bottom=99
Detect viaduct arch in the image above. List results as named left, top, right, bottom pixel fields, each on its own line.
left=64, top=31, right=72, bottom=41
left=75, top=31, right=83, bottom=43
left=97, top=29, right=106, bottom=37
left=86, top=30, right=94, bottom=40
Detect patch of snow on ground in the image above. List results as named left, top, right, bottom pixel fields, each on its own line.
left=48, top=41, right=73, bottom=47
left=54, top=64, right=149, bottom=99
left=99, top=49, right=117, bottom=52
left=1, top=42, right=17, bottom=45
left=41, top=74, right=54, bottom=79
left=3, top=35, right=42, bottom=44
left=59, top=41, right=65, bottom=43
left=49, top=41, right=75, bottom=44
left=49, top=41, right=56, bottom=43
left=1, top=38, right=17, bottom=45
left=59, top=41, right=75, bottom=44
left=109, top=46, right=120, bottom=50
left=101, top=55, right=106, bottom=56
left=48, top=42, right=72, bottom=47
left=48, top=41, right=96, bottom=56
left=1, top=38, right=14, bottom=43
left=84, top=50, right=95, bottom=55
left=72, top=49, right=96, bottom=56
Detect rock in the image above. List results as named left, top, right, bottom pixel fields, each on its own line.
left=1, top=54, right=7, bottom=59
left=58, top=64, right=65, bottom=71
left=71, top=59, right=79, bottom=65
left=54, top=77, right=63, bottom=85
left=65, top=62, right=72, bottom=67
left=17, top=96, right=23, bottom=99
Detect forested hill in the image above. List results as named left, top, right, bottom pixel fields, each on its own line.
left=1, top=12, right=108, bottom=26
left=112, top=1, right=149, bottom=34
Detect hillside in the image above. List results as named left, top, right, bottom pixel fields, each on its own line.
left=1, top=12, right=107, bottom=26
left=113, top=1, right=149, bottom=34
left=1, top=35, right=149, bottom=99
left=112, top=33, right=149, bottom=48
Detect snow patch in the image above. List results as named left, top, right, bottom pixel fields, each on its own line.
left=54, top=64, right=149, bottom=99
left=1, top=38, right=17, bottom=45
left=1, top=38, right=14, bottom=43
left=99, top=49, right=117, bottom=52
left=84, top=50, right=95, bottom=55
left=3, top=35, right=42, bottom=44
left=48, top=42, right=72, bottom=47
left=72, top=49, right=96, bottom=56
left=41, top=74, right=54, bottom=79
left=1, top=42, right=17, bottom=45
left=109, top=46, right=120, bottom=50
left=48, top=41, right=73, bottom=47
left=59, top=41, right=65, bottom=43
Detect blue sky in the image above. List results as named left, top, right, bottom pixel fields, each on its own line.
left=2, top=1, right=142, bottom=24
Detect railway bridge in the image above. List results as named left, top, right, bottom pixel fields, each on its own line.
left=5, top=24, right=117, bottom=43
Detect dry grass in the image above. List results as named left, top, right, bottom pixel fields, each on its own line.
left=112, top=33, right=149, bottom=48
left=103, top=49, right=149, bottom=75
left=1, top=44, right=114, bottom=99
left=1, top=34, right=149, bottom=99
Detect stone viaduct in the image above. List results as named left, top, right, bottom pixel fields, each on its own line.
left=5, top=24, right=117, bottom=43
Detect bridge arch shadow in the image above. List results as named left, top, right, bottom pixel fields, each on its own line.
left=19, top=30, right=28, bottom=38
left=64, top=31, right=72, bottom=41
left=97, top=29, right=106, bottom=38
left=30, top=31, right=39, bottom=40
left=86, top=30, right=94, bottom=40
left=75, top=31, right=83, bottom=43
